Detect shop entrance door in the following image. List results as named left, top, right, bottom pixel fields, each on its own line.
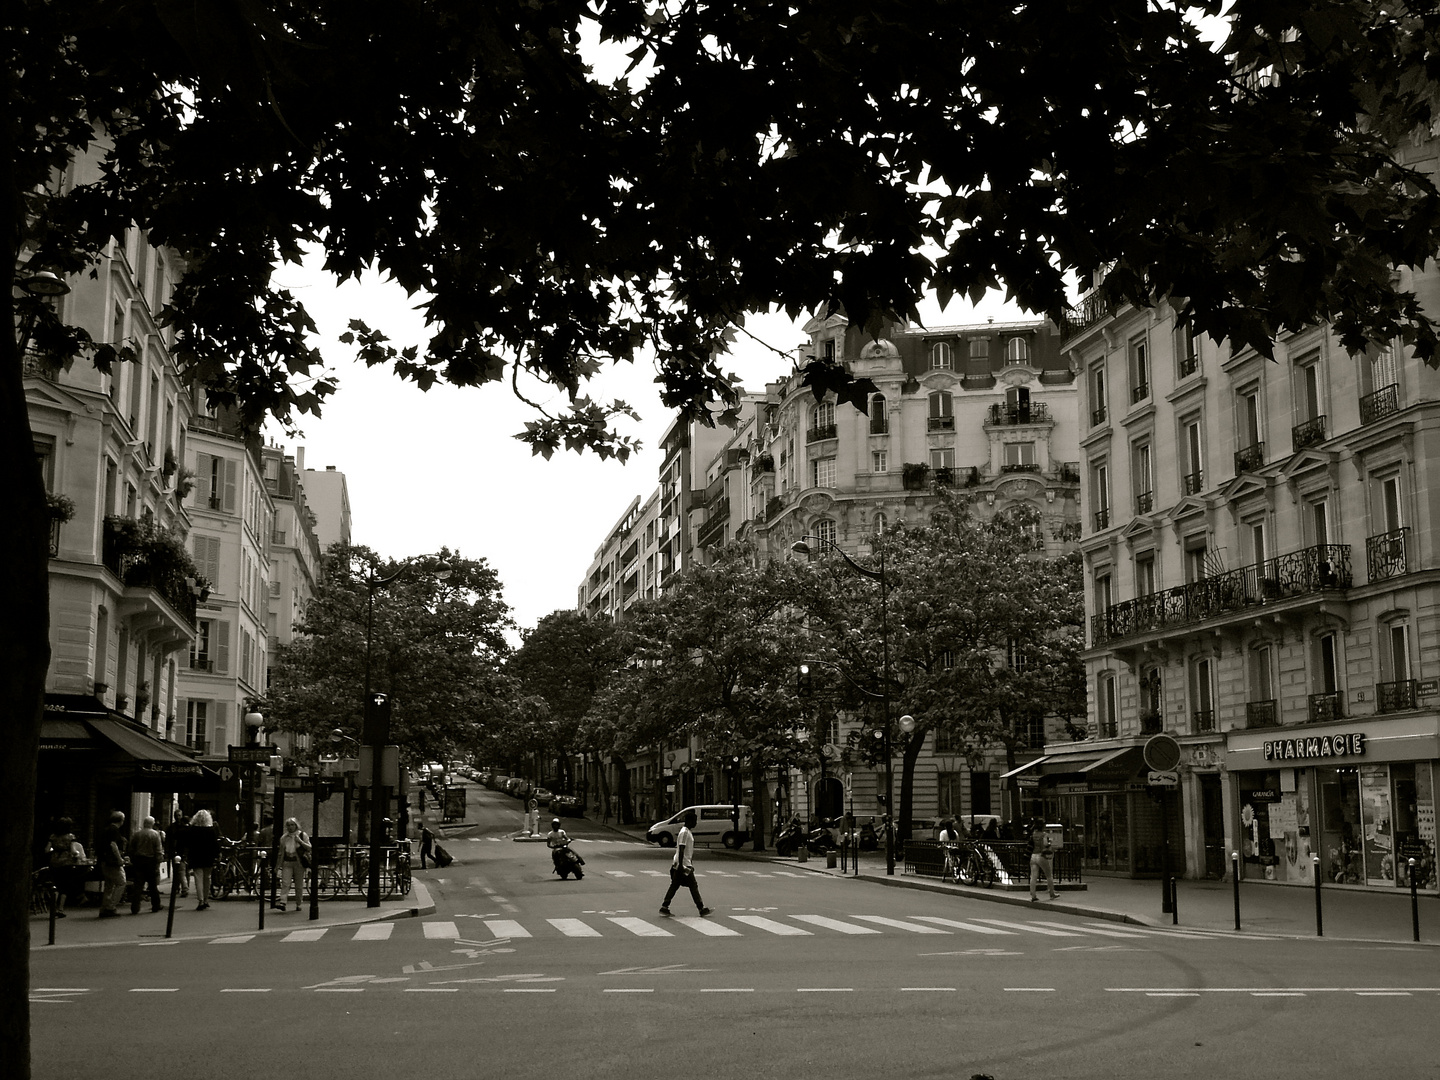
left=1200, top=774, right=1225, bottom=878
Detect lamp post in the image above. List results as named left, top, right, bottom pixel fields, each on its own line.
left=792, top=535, right=896, bottom=875
left=242, top=709, right=264, bottom=840
left=360, top=553, right=451, bottom=908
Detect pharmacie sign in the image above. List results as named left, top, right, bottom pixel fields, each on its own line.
left=1263, top=732, right=1366, bottom=761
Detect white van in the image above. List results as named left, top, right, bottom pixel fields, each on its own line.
left=646, top=805, right=753, bottom=849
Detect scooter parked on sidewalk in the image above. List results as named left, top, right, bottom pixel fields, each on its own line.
left=774, top=817, right=805, bottom=857
left=858, top=818, right=879, bottom=851
left=805, top=818, right=839, bottom=855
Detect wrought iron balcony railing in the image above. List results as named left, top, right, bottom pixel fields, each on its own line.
left=1182, top=470, right=1204, bottom=495
left=1246, top=699, right=1278, bottom=728
left=1178, top=354, right=1199, bottom=378
left=1001, top=462, right=1040, bottom=473
left=1235, top=441, right=1265, bottom=474
left=1060, top=292, right=1113, bottom=341
left=1091, top=406, right=1108, bottom=427
left=806, top=424, right=837, bottom=442
left=1191, top=709, right=1215, bottom=734
left=987, top=402, right=1050, bottom=425
left=1308, top=691, right=1343, bottom=724
left=1359, top=383, right=1400, bottom=426
left=1376, top=679, right=1418, bottom=714
left=1132, top=383, right=1150, bottom=404
left=1139, top=710, right=1164, bottom=734
left=1090, top=544, right=1351, bottom=645
left=1367, top=527, right=1409, bottom=582
left=1135, top=490, right=1154, bottom=514
left=1291, top=415, right=1327, bottom=452
left=934, top=467, right=955, bottom=487
left=927, top=416, right=955, bottom=432
left=1093, top=508, right=1111, bottom=531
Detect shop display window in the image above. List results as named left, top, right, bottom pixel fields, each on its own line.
left=1240, top=770, right=1313, bottom=883
left=1315, top=763, right=1435, bottom=889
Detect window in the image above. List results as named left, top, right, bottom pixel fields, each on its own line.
left=824, top=339, right=836, bottom=360
left=1006, top=639, right=1029, bottom=672
left=1133, top=440, right=1153, bottom=512
left=1176, top=321, right=1199, bottom=376
left=1094, top=569, right=1113, bottom=614
left=185, top=700, right=208, bottom=752
left=813, top=519, right=837, bottom=546
left=872, top=511, right=888, bottom=535
left=1190, top=657, right=1215, bottom=732
left=969, top=338, right=989, bottom=360
left=1308, top=498, right=1330, bottom=548
left=1297, top=357, right=1322, bottom=421
left=1388, top=621, right=1412, bottom=683
left=938, top=649, right=956, bottom=669
left=1090, top=363, right=1108, bottom=425
left=1129, top=336, right=1149, bottom=402
left=810, top=401, right=836, bottom=439
left=869, top=394, right=888, bottom=434
left=930, top=342, right=952, bottom=370
left=192, top=535, right=221, bottom=585
left=1092, top=461, right=1111, bottom=528
left=927, top=391, right=954, bottom=431
left=1135, top=553, right=1156, bottom=596
left=1251, top=645, right=1275, bottom=701
left=1097, top=673, right=1117, bottom=738
left=930, top=446, right=956, bottom=470
left=812, top=457, right=836, bottom=489
left=871, top=450, right=888, bottom=473
left=1380, top=474, right=1404, bottom=532
left=1181, top=416, right=1204, bottom=494
left=1005, top=336, right=1029, bottom=364
left=1184, top=537, right=1208, bottom=583
left=1139, top=665, right=1163, bottom=730
left=1250, top=520, right=1269, bottom=580
left=1003, top=441, right=1035, bottom=468
left=1237, top=388, right=1263, bottom=465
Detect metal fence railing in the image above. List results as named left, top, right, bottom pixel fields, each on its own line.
left=902, top=840, right=1083, bottom=886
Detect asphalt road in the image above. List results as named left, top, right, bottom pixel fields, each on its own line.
left=31, top=784, right=1440, bottom=1080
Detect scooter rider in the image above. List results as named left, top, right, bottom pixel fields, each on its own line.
left=546, top=818, right=570, bottom=871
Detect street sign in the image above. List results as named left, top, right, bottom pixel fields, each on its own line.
left=275, top=776, right=315, bottom=791
left=1016, top=777, right=1040, bottom=789
left=216, top=766, right=236, bottom=783
left=1143, top=733, right=1183, bottom=772
left=355, top=744, right=400, bottom=787
left=228, top=746, right=273, bottom=763
left=1148, top=770, right=1179, bottom=787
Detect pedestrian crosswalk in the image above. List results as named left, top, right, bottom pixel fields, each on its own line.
left=187, top=913, right=1263, bottom=946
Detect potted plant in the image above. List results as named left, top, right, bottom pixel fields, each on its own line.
left=902, top=462, right=930, bottom=491
left=46, top=492, right=75, bottom=523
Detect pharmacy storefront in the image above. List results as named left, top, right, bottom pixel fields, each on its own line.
left=1225, top=716, right=1437, bottom=892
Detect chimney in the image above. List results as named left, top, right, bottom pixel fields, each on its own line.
left=295, top=446, right=305, bottom=472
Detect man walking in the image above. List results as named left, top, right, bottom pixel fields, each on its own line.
left=659, top=810, right=711, bottom=917
left=127, top=816, right=165, bottom=913
left=97, top=810, right=128, bottom=918
left=1028, top=819, right=1058, bottom=902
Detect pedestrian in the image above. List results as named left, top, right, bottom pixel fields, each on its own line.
left=45, top=818, right=87, bottom=916
left=1028, top=818, right=1058, bottom=902
left=187, top=809, right=220, bottom=910
left=167, top=810, right=189, bottom=898
left=658, top=810, right=711, bottom=918
left=937, top=817, right=960, bottom=879
left=96, top=810, right=128, bottom=918
left=419, top=823, right=434, bottom=869
left=275, top=818, right=310, bottom=911
left=127, top=816, right=165, bottom=913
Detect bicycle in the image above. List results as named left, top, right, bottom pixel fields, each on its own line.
left=29, top=868, right=57, bottom=917
left=212, top=840, right=266, bottom=899
left=945, top=841, right=997, bottom=888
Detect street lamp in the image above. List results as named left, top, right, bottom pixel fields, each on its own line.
left=791, top=535, right=897, bottom=875
left=361, top=553, right=451, bottom=908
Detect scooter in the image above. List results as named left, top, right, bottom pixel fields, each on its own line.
left=805, top=819, right=838, bottom=855
left=774, top=818, right=805, bottom=857
left=551, top=839, right=585, bottom=880
left=858, top=818, right=879, bottom=851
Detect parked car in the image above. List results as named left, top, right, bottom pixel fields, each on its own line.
left=646, top=805, right=752, bottom=849
left=551, top=794, right=583, bottom=817
left=491, top=774, right=510, bottom=791
left=531, top=787, right=554, bottom=807
left=512, top=780, right=532, bottom=800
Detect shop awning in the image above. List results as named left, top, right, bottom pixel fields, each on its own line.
left=1000, top=757, right=1049, bottom=779
left=1080, top=746, right=1146, bottom=774
left=87, top=720, right=218, bottom=790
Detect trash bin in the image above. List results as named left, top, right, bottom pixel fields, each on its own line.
left=798, top=844, right=809, bottom=862
left=826, top=851, right=837, bottom=869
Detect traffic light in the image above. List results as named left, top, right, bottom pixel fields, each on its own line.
left=798, top=663, right=814, bottom=698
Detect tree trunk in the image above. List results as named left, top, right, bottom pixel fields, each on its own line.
left=588, top=750, right=611, bottom=821
left=898, top=725, right=928, bottom=843
left=1, top=246, right=53, bottom=1079
left=613, top=755, right=632, bottom=825
left=750, top=760, right=768, bottom=851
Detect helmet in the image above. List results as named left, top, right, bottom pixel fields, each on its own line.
left=552, top=818, right=561, bottom=829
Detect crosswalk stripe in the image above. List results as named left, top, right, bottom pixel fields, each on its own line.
left=609, top=917, right=672, bottom=938
left=910, top=916, right=1016, bottom=935
left=353, top=923, right=392, bottom=941
left=605, top=870, right=634, bottom=878
left=549, top=919, right=602, bottom=938
left=731, top=915, right=811, bottom=936
left=424, top=921, right=460, bottom=939
left=739, top=871, right=773, bottom=877
left=973, top=919, right=1083, bottom=937
left=483, top=919, right=530, bottom=939
left=282, top=928, right=328, bottom=942
left=851, top=916, right=949, bottom=934
left=790, top=915, right=881, bottom=935
left=1086, top=923, right=1213, bottom=940
left=672, top=916, right=742, bottom=937
left=772, top=871, right=807, bottom=878
left=1031, top=921, right=1147, bottom=939
left=208, top=936, right=254, bottom=944
left=640, top=870, right=668, bottom=877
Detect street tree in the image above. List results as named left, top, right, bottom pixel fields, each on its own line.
left=267, top=546, right=513, bottom=768
left=11, top=2, right=1440, bottom=1070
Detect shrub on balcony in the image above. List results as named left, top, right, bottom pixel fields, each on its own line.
left=103, top=516, right=204, bottom=585
left=46, top=493, right=75, bottom=523
left=902, top=462, right=930, bottom=490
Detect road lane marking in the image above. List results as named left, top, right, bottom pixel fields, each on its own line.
left=282, top=928, right=328, bottom=942
left=424, top=921, right=460, bottom=939
left=406, top=988, right=458, bottom=993
left=1031, top=921, right=1148, bottom=939
left=797, top=987, right=852, bottom=992
left=700, top=988, right=754, bottom=993
left=851, top=916, right=948, bottom=934
left=910, top=917, right=1016, bottom=935
left=731, top=916, right=811, bottom=936
left=316, top=988, right=365, bottom=993
left=1147, top=992, right=1199, bottom=997
left=208, top=936, right=255, bottom=944
left=640, top=870, right=668, bottom=877
left=549, top=919, right=603, bottom=938
left=353, top=923, right=393, bottom=940
left=503, top=988, right=555, bottom=993
left=673, top=917, right=741, bottom=936
left=1356, top=992, right=1412, bottom=996
left=483, top=920, right=531, bottom=939
left=32, top=988, right=88, bottom=992
left=603, top=988, right=655, bottom=993
left=1251, top=992, right=1305, bottom=997
left=1005, top=988, right=1056, bottom=992
left=221, top=988, right=271, bottom=993
left=790, top=915, right=881, bottom=935
left=739, top=871, right=773, bottom=877
left=972, top=919, right=1083, bottom=937
left=1087, top=923, right=1212, bottom=940
left=608, top=917, right=673, bottom=938
left=129, top=988, right=178, bottom=992
left=900, top=987, right=957, bottom=992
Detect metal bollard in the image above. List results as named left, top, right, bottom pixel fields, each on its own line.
left=1232, top=852, right=1241, bottom=932
left=1170, top=872, right=1179, bottom=925
left=257, top=852, right=268, bottom=931
left=1410, top=858, right=1421, bottom=943
left=165, top=854, right=179, bottom=939
left=47, top=878, right=57, bottom=946
left=1312, top=853, right=1323, bottom=937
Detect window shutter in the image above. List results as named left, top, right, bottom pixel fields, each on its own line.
left=214, top=620, right=230, bottom=674
left=193, top=453, right=212, bottom=507
left=223, top=458, right=239, bottom=513
left=212, top=700, right=228, bottom=751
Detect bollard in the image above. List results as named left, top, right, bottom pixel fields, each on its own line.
left=257, top=852, right=268, bottom=931
left=47, top=876, right=57, bottom=946
left=826, top=850, right=838, bottom=870
left=1313, top=853, right=1323, bottom=937
left=165, top=853, right=178, bottom=939
left=1170, top=872, right=1179, bottom=926
left=1232, top=852, right=1241, bottom=932
left=798, top=841, right=809, bottom=863
left=1410, top=858, right=1421, bottom=943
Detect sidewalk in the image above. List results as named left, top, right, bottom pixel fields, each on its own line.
left=29, top=879, right=435, bottom=951
left=594, top=817, right=1440, bottom=945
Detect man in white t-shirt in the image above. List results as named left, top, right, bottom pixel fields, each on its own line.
left=659, top=810, right=711, bottom=917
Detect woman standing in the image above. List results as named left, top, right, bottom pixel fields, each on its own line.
left=275, top=818, right=310, bottom=911
left=45, top=818, right=87, bottom=916
left=187, top=809, right=220, bottom=910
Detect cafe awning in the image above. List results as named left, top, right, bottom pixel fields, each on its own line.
left=88, top=721, right=218, bottom=790
left=1000, top=757, right=1049, bottom=779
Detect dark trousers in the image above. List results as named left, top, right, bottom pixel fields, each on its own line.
left=662, top=865, right=705, bottom=911
left=129, top=856, right=161, bottom=911
left=420, top=837, right=433, bottom=868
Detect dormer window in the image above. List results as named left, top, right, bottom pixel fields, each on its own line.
left=930, top=342, right=952, bottom=370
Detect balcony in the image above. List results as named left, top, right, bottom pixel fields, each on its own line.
left=1366, top=527, right=1409, bottom=581
left=1246, top=700, right=1278, bottom=728
left=1094, top=508, right=1111, bottom=531
left=806, top=424, right=837, bottom=443
left=1291, top=415, right=1327, bottom=452
left=1308, top=691, right=1343, bottom=724
left=1135, top=490, right=1154, bottom=515
left=1178, top=354, right=1198, bottom=378
left=927, top=416, right=955, bottom=432
left=1234, top=441, right=1265, bottom=474
left=1090, top=543, right=1351, bottom=646
left=933, top=467, right=955, bottom=487
left=751, top=454, right=774, bottom=479
left=1377, top=679, right=1418, bottom=714
left=1001, top=462, right=1040, bottom=473
left=1131, top=383, right=1150, bottom=404
left=1360, top=383, right=1400, bottom=426
left=190, top=657, right=214, bottom=672
left=696, top=498, right=730, bottom=547
left=1191, top=709, right=1215, bottom=734
left=1060, top=292, right=1113, bottom=341
left=1091, top=406, right=1108, bottom=427
left=1182, top=470, right=1204, bottom=495
left=1139, top=711, right=1164, bottom=735
left=987, top=402, right=1050, bottom=425
left=101, top=517, right=199, bottom=630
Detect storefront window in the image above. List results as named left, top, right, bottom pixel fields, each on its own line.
left=1319, top=767, right=1364, bottom=884
left=1395, top=763, right=1435, bottom=890
left=1360, top=764, right=1394, bottom=884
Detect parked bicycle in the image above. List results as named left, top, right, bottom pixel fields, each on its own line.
left=943, top=840, right=997, bottom=887
left=29, top=868, right=57, bottom=917
left=210, top=840, right=270, bottom=899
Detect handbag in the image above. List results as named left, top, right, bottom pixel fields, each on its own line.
left=299, top=849, right=311, bottom=869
